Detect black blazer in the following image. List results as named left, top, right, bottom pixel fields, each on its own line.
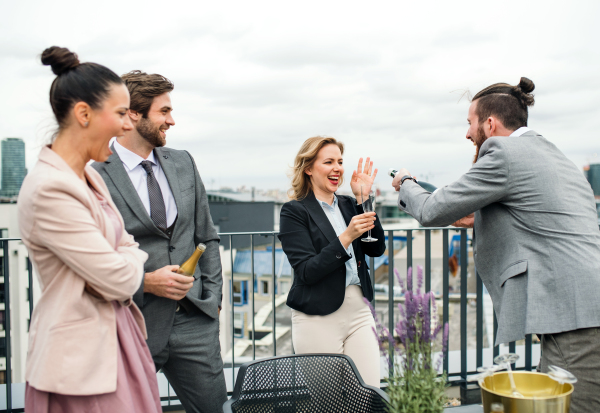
left=278, top=191, right=386, bottom=316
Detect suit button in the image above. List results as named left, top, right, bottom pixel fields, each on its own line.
left=169, top=246, right=175, bottom=252
left=336, top=252, right=342, bottom=259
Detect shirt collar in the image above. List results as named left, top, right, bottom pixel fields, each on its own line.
left=113, top=140, right=157, bottom=171
left=316, top=194, right=338, bottom=209
left=510, top=126, right=531, bottom=137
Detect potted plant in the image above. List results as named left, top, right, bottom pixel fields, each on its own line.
left=366, top=266, right=449, bottom=413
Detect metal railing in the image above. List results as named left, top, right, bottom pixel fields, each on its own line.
left=0, top=229, right=541, bottom=411
left=217, top=228, right=539, bottom=394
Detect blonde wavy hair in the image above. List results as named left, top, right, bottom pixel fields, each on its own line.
left=288, top=136, right=345, bottom=201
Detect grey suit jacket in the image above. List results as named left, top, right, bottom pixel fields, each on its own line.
left=398, top=130, right=600, bottom=344
left=92, top=146, right=222, bottom=355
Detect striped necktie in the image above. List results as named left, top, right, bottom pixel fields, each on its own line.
left=140, top=160, right=168, bottom=231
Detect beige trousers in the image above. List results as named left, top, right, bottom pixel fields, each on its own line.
left=291, top=285, right=381, bottom=388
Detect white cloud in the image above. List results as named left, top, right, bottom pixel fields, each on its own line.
left=1, top=0, right=599, bottom=191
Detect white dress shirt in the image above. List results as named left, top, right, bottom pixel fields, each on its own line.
left=113, top=140, right=178, bottom=227
left=316, top=195, right=361, bottom=287
left=510, top=126, right=531, bottom=137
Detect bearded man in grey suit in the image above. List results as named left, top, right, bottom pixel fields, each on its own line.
left=93, top=71, right=227, bottom=412
left=392, top=77, right=600, bottom=412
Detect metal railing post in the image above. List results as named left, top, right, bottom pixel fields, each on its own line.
left=387, top=230, right=395, bottom=373
left=525, top=335, right=533, bottom=371
left=251, top=235, right=255, bottom=360
left=230, top=235, right=235, bottom=389
left=369, top=255, right=375, bottom=307
left=509, top=341, right=516, bottom=370
left=27, top=257, right=34, bottom=319
left=272, top=235, right=276, bottom=357
left=460, top=230, right=468, bottom=382
left=476, top=271, right=483, bottom=369
left=406, top=230, right=412, bottom=275
left=493, top=313, right=499, bottom=358
left=442, top=229, right=449, bottom=374
left=2, top=240, right=12, bottom=412
left=425, top=230, right=431, bottom=294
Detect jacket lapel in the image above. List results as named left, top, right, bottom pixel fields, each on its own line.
left=102, top=147, right=168, bottom=239
left=155, top=147, right=182, bottom=222
left=301, top=192, right=338, bottom=244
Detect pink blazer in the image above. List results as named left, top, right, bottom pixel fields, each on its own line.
left=18, top=147, right=148, bottom=395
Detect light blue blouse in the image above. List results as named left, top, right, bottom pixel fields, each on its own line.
left=316, top=195, right=360, bottom=287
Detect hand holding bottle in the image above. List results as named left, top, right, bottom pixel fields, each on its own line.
left=144, top=265, right=194, bottom=301
left=144, top=244, right=206, bottom=301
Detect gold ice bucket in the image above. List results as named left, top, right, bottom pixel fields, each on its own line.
left=480, top=371, right=574, bottom=413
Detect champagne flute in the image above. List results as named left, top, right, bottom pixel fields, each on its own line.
left=547, top=365, right=577, bottom=396
left=360, top=186, right=378, bottom=242
left=494, top=353, right=524, bottom=398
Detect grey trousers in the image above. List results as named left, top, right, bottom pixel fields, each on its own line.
left=154, top=308, right=227, bottom=413
left=538, top=328, right=600, bottom=413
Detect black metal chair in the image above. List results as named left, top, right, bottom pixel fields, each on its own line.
left=223, top=353, right=390, bottom=413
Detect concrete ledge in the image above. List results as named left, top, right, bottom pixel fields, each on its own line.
left=445, top=405, right=483, bottom=412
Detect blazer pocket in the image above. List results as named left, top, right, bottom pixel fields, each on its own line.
left=49, top=317, right=95, bottom=332
left=181, top=185, right=194, bottom=197
left=499, top=260, right=528, bottom=287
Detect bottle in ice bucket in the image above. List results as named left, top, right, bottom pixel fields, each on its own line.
left=177, top=243, right=206, bottom=277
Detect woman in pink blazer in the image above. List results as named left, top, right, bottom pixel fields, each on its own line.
left=18, top=47, right=161, bottom=412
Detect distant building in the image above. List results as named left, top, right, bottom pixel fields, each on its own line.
left=207, top=190, right=284, bottom=250
left=222, top=248, right=293, bottom=361
left=584, top=163, right=600, bottom=198
left=1, top=138, right=27, bottom=198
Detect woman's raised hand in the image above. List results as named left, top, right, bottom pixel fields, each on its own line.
left=350, top=157, right=378, bottom=203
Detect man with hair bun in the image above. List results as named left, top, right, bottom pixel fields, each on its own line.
left=392, top=77, right=600, bottom=412
left=93, top=70, right=227, bottom=412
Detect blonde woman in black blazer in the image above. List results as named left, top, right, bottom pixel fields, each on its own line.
left=278, top=136, right=386, bottom=387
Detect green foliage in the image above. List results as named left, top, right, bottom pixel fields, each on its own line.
left=385, top=366, right=447, bottom=413
left=384, top=315, right=447, bottom=413
left=367, top=266, right=449, bottom=413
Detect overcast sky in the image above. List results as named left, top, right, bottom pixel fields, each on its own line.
left=2, top=0, right=599, bottom=192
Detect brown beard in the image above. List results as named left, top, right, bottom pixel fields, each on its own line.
left=136, top=117, right=166, bottom=148
left=472, top=123, right=487, bottom=164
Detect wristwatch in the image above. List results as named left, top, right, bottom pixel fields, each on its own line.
left=400, top=175, right=418, bottom=185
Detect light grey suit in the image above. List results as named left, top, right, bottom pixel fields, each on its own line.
left=398, top=130, right=600, bottom=412
left=399, top=130, right=600, bottom=344
left=93, top=146, right=227, bottom=412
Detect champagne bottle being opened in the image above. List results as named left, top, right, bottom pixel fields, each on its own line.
left=388, top=168, right=437, bottom=193
left=177, top=243, right=206, bottom=277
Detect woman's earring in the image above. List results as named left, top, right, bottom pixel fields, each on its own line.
left=84, top=121, right=89, bottom=127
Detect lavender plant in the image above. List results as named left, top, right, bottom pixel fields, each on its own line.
left=366, top=266, right=449, bottom=413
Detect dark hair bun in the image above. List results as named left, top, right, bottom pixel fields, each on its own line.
left=513, top=77, right=535, bottom=107
left=41, top=46, right=80, bottom=76
left=518, top=77, right=535, bottom=94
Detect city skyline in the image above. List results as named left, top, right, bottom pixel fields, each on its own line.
left=1, top=133, right=599, bottom=201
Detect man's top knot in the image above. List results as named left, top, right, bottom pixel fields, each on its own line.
left=514, top=77, right=535, bottom=107
left=517, top=77, right=535, bottom=94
